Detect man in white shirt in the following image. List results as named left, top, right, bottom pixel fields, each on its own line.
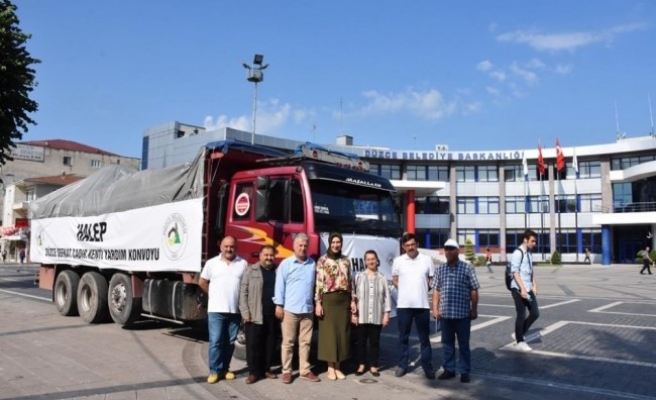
left=199, top=236, right=248, bottom=384
left=392, top=232, right=435, bottom=379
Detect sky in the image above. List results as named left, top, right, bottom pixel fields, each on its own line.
left=13, top=1, right=656, bottom=158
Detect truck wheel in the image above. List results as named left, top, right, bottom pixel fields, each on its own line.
left=54, top=270, right=80, bottom=316
left=77, top=271, right=110, bottom=323
left=108, top=273, right=142, bottom=326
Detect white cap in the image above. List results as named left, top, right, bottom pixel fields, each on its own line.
left=444, top=239, right=459, bottom=249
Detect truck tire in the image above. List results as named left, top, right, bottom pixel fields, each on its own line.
left=54, top=270, right=80, bottom=316
left=108, top=273, right=141, bottom=326
left=77, top=271, right=110, bottom=323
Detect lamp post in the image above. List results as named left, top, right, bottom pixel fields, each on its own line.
left=242, top=54, right=269, bottom=145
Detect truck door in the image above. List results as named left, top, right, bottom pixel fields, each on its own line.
left=226, top=176, right=306, bottom=264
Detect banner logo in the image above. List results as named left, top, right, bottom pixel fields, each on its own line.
left=162, top=213, right=188, bottom=260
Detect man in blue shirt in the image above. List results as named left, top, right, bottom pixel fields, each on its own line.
left=273, top=233, right=320, bottom=384
left=431, top=239, right=480, bottom=383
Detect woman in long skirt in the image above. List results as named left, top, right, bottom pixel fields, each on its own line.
left=315, top=232, right=356, bottom=380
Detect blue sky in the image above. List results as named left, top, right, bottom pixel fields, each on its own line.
left=14, top=1, right=656, bottom=158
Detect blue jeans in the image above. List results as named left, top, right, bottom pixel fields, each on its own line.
left=441, top=317, right=471, bottom=374
left=397, top=308, right=433, bottom=372
left=207, top=312, right=241, bottom=374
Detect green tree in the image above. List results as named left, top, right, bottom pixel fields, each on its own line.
left=0, top=0, right=39, bottom=166
left=464, top=239, right=475, bottom=264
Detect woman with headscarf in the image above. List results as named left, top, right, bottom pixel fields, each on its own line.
left=315, top=232, right=356, bottom=380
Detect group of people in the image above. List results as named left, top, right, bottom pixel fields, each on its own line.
left=198, top=229, right=540, bottom=386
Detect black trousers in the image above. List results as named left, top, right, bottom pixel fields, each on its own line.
left=641, top=260, right=653, bottom=274
left=244, top=314, right=280, bottom=376
left=511, top=289, right=540, bottom=342
left=355, top=323, right=383, bottom=367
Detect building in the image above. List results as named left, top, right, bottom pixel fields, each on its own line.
left=143, top=121, right=656, bottom=265
left=0, top=139, right=141, bottom=262
left=2, top=174, right=85, bottom=262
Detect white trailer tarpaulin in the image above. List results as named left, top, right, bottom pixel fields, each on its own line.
left=30, top=198, right=203, bottom=272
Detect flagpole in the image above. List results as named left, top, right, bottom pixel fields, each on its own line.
left=540, top=174, right=545, bottom=261
left=573, top=148, right=579, bottom=262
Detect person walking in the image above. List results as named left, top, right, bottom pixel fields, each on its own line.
left=510, top=229, right=540, bottom=352
left=199, top=236, right=248, bottom=384
left=431, top=239, right=480, bottom=383
left=239, top=244, right=280, bottom=384
left=485, top=248, right=493, bottom=273
left=392, top=232, right=435, bottom=379
left=315, top=232, right=355, bottom=381
left=274, top=233, right=320, bottom=384
left=640, top=246, right=653, bottom=275
left=352, top=249, right=391, bottom=378
left=19, top=248, right=25, bottom=264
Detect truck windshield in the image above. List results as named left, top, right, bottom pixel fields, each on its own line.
left=310, top=179, right=400, bottom=236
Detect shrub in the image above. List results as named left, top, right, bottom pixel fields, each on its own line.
left=474, top=255, right=487, bottom=267
left=551, top=250, right=561, bottom=265
left=636, top=249, right=656, bottom=264
left=464, top=239, right=476, bottom=264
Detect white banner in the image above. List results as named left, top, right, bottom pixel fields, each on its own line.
left=320, top=232, right=399, bottom=317
left=30, top=199, right=203, bottom=273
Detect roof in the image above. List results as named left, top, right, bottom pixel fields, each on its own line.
left=23, top=175, right=85, bottom=186
left=20, top=139, right=118, bottom=156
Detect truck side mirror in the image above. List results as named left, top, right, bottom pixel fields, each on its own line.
left=255, top=176, right=269, bottom=222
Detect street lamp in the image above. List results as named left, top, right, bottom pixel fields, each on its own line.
left=242, top=54, right=269, bottom=145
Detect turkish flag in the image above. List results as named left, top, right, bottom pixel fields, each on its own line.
left=555, top=138, right=565, bottom=172
left=537, top=144, right=545, bottom=177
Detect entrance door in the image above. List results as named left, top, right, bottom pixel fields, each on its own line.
left=618, top=239, right=643, bottom=264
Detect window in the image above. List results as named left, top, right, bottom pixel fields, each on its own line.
left=578, top=161, right=601, bottom=178
left=611, top=154, right=655, bottom=170
left=425, top=196, right=449, bottom=214
left=505, top=196, right=525, bottom=214
left=478, top=230, right=500, bottom=247
left=26, top=189, right=36, bottom=201
left=457, top=197, right=476, bottom=214
left=478, top=166, right=498, bottom=182
left=63, top=156, right=73, bottom=166
left=556, top=229, right=577, bottom=253
left=554, top=194, right=577, bottom=213
left=478, top=197, right=500, bottom=214
left=455, top=166, right=475, bottom=182
left=406, top=165, right=425, bottom=181
left=267, top=179, right=286, bottom=221
left=91, top=160, right=101, bottom=169
left=380, top=164, right=401, bottom=180
left=504, top=165, right=521, bottom=182
left=528, top=196, right=549, bottom=213
left=612, top=183, right=632, bottom=211
left=581, top=229, right=602, bottom=254
left=290, top=179, right=304, bottom=223
left=580, top=194, right=602, bottom=212
left=414, top=196, right=428, bottom=214
left=427, top=165, right=449, bottom=181
left=232, top=183, right=253, bottom=220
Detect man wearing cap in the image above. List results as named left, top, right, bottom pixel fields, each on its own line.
left=431, top=239, right=480, bottom=383
left=392, top=232, right=435, bottom=379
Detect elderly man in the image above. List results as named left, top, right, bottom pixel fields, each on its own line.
left=431, top=239, right=480, bottom=383
left=392, top=232, right=435, bottom=379
left=199, top=236, right=248, bottom=384
left=239, top=244, right=280, bottom=384
left=273, top=233, right=320, bottom=384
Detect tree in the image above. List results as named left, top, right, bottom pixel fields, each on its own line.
left=0, top=0, right=39, bottom=166
left=464, top=239, right=475, bottom=265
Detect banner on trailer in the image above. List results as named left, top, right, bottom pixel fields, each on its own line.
left=30, top=198, right=203, bottom=273
left=320, top=232, right=400, bottom=317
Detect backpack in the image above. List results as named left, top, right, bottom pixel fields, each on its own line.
left=505, top=249, right=524, bottom=291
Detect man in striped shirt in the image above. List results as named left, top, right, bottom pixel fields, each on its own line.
left=431, top=239, right=480, bottom=383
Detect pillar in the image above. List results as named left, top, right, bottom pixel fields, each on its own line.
left=406, top=190, right=415, bottom=234
left=602, top=224, right=611, bottom=266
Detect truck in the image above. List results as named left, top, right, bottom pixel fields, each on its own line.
left=29, top=140, right=402, bottom=327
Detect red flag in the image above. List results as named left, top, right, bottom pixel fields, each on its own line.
left=537, top=144, right=545, bottom=177
left=555, top=138, right=565, bottom=172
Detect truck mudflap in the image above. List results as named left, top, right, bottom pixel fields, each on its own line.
left=142, top=279, right=207, bottom=322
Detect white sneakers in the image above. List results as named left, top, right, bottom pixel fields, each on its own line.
left=515, top=341, right=533, bottom=352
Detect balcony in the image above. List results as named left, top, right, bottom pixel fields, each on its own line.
left=12, top=201, right=30, bottom=211
left=592, top=201, right=656, bottom=225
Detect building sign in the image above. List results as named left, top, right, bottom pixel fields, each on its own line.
left=15, top=218, right=28, bottom=228
left=363, top=149, right=523, bottom=161
left=11, top=144, right=45, bottom=162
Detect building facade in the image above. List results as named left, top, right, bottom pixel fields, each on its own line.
left=143, top=121, right=656, bottom=265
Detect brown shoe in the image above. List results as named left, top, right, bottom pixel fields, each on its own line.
left=245, top=374, right=258, bottom=384
left=264, top=371, right=278, bottom=379
left=281, top=373, right=292, bottom=384
left=300, top=372, right=321, bottom=382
